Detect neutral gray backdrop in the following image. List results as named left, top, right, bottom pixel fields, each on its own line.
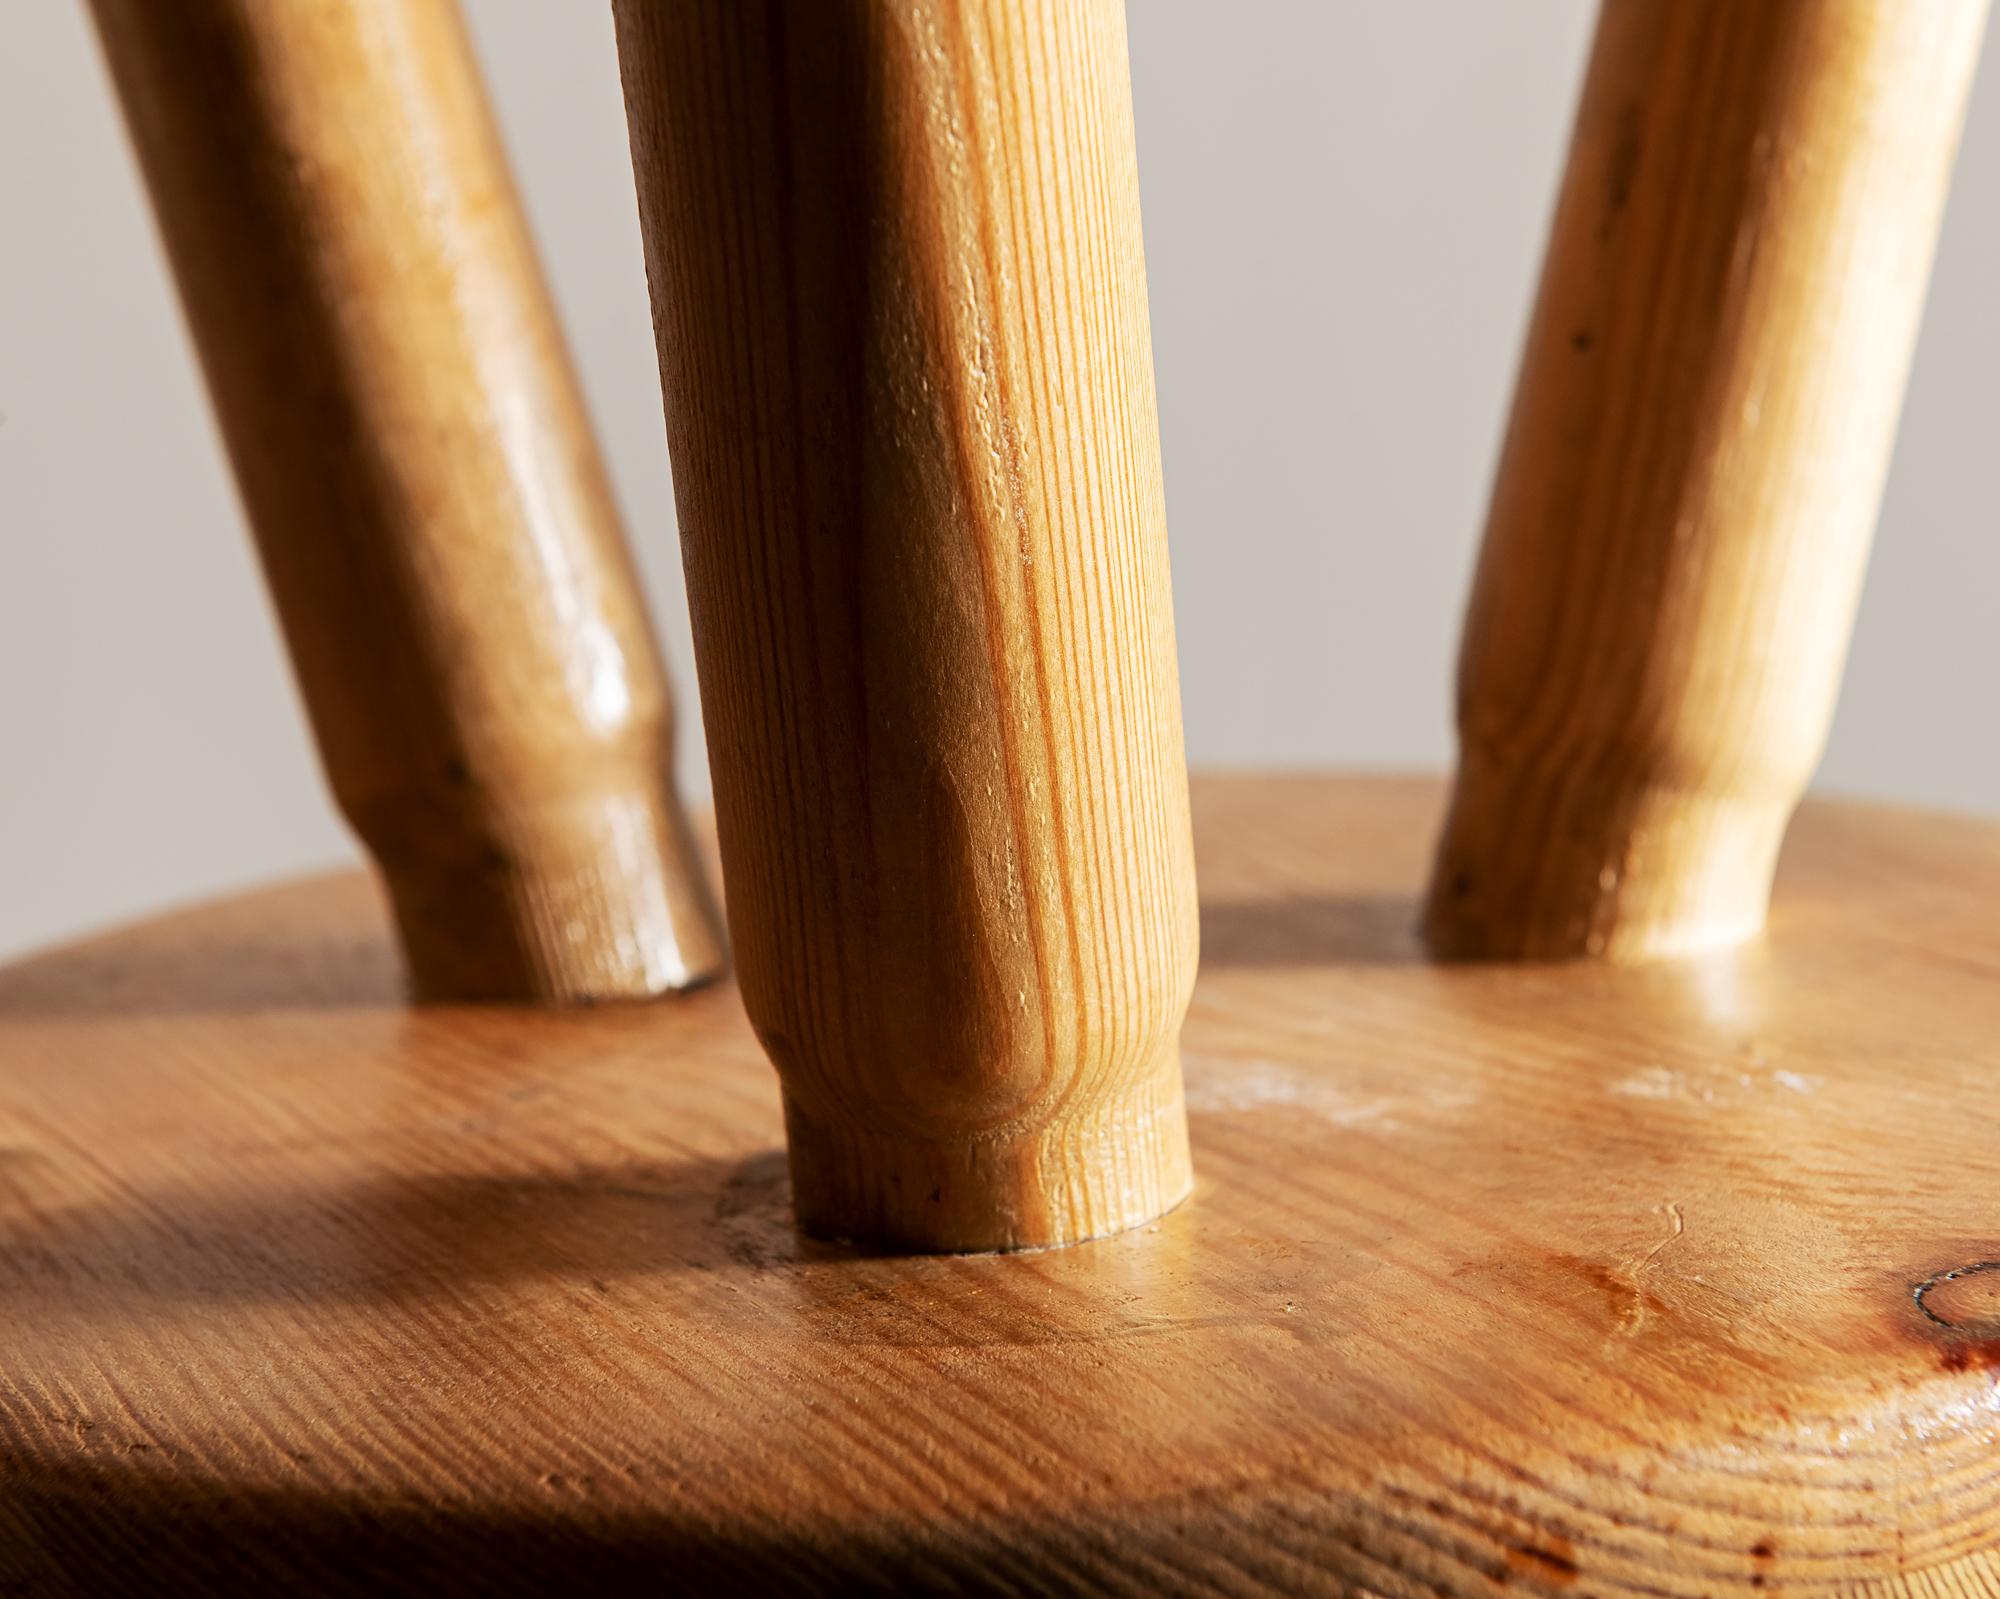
left=3, top=3, right=1995, bottom=963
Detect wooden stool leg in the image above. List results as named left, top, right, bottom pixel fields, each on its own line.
left=1425, top=0, right=1988, bottom=962
left=86, top=0, right=724, bottom=1001
left=612, top=0, right=1198, bottom=1251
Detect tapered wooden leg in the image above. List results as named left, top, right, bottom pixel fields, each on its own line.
left=87, top=0, right=724, bottom=1001
left=613, top=0, right=1198, bottom=1251
left=1426, top=0, right=1988, bottom=962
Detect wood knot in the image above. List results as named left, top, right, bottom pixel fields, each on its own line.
left=1916, top=1262, right=2000, bottom=1335
left=1915, top=1262, right=2000, bottom=1372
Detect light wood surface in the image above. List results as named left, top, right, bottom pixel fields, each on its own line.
left=1426, top=0, right=1987, bottom=963
left=87, top=0, right=723, bottom=1001
left=6, top=774, right=2000, bottom=1595
left=612, top=0, right=1197, bottom=1250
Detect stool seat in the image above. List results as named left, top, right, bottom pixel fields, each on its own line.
left=4, top=773, right=1998, bottom=1596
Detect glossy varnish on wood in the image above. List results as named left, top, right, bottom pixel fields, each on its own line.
left=87, top=0, right=722, bottom=1001
left=1427, top=0, right=1988, bottom=963
left=5, top=776, right=2000, bottom=1595
left=613, top=0, right=1197, bottom=1249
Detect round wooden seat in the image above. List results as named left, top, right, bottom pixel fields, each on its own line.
left=4, top=774, right=1998, bottom=1596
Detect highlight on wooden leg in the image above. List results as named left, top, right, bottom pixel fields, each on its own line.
left=1425, top=0, right=1989, bottom=963
left=86, top=0, right=724, bottom=1001
left=613, top=0, right=1198, bottom=1251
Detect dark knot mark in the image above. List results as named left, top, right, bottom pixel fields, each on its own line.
left=1915, top=1262, right=2000, bottom=1372
left=1915, top=1261, right=2000, bottom=1331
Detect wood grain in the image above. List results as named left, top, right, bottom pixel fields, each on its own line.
left=612, top=0, right=1198, bottom=1249
left=87, top=0, right=723, bottom=1001
left=5, top=774, right=2000, bottom=1595
left=1426, top=0, right=1988, bottom=963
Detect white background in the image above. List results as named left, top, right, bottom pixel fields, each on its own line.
left=3, top=2, right=1995, bottom=961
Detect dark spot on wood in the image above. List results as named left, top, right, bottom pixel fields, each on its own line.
left=1505, top=1536, right=1579, bottom=1587
left=929, top=1186, right=943, bottom=1204
left=1937, top=1340, right=2000, bottom=1374
left=1751, top=1539, right=1774, bottom=1561
left=1450, top=870, right=1473, bottom=900
left=442, top=754, right=472, bottom=786
left=1546, top=1252, right=1667, bottom=1325
left=1751, top=1575, right=1765, bottom=1589
left=1600, top=103, right=1642, bottom=240
left=1570, top=330, right=1594, bottom=352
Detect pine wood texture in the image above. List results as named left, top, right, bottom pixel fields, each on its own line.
left=612, top=0, right=1197, bottom=1249
left=6, top=775, right=2000, bottom=1595
left=1427, top=0, right=1988, bottom=963
left=87, top=0, right=723, bottom=1001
